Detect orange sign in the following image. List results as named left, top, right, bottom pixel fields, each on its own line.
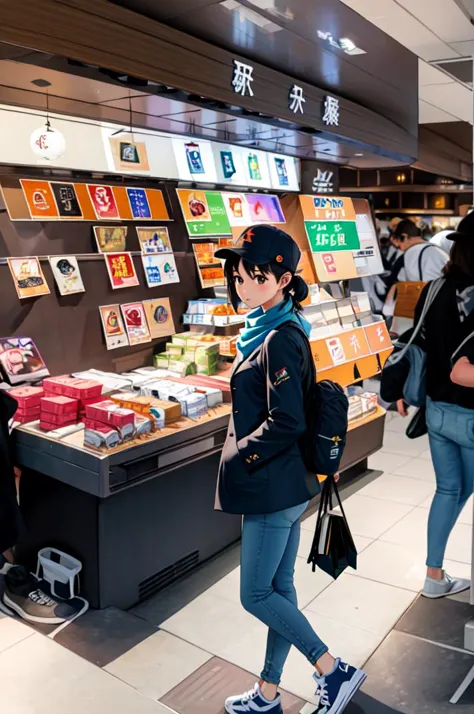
left=364, top=322, right=391, bottom=354
left=312, top=251, right=357, bottom=282
left=339, top=329, right=370, bottom=361
left=21, top=180, right=59, bottom=219
left=309, top=340, right=334, bottom=370
left=299, top=195, right=356, bottom=222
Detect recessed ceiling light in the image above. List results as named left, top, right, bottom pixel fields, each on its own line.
left=31, top=79, right=52, bottom=88
left=355, top=153, right=364, bottom=157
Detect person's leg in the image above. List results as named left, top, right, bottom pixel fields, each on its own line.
left=240, top=502, right=329, bottom=685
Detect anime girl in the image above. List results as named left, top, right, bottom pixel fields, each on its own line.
left=214, top=225, right=365, bottom=714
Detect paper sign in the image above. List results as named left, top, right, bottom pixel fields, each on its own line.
left=49, top=256, right=85, bottom=296
left=177, top=189, right=232, bottom=237
left=109, top=137, right=150, bottom=173
left=0, top=336, right=49, bottom=385
left=143, top=298, right=176, bottom=339
left=141, top=254, right=179, bottom=287
left=121, top=302, right=151, bottom=345
left=8, top=257, right=50, bottom=299
left=339, top=329, right=370, bottom=361
left=364, top=322, right=391, bottom=353
left=312, top=251, right=357, bottom=281
left=136, top=227, right=172, bottom=254
left=50, top=183, right=83, bottom=218
left=105, top=253, right=139, bottom=289
left=21, top=180, right=59, bottom=219
left=326, top=336, right=346, bottom=365
left=300, top=195, right=356, bottom=222
left=99, top=304, right=129, bottom=350
left=246, top=194, right=285, bottom=224
left=199, top=266, right=225, bottom=288
left=88, top=185, right=119, bottom=220
left=222, top=192, right=252, bottom=227
left=192, top=243, right=220, bottom=267
left=305, top=220, right=360, bottom=252
left=94, top=226, right=127, bottom=253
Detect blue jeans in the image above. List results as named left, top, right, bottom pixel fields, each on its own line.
left=426, top=398, right=474, bottom=568
left=240, top=501, right=328, bottom=685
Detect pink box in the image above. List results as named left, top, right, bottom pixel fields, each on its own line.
left=16, top=406, right=41, bottom=418
left=41, top=396, right=78, bottom=417
left=16, top=413, right=40, bottom=424
left=62, top=380, right=102, bottom=400
left=85, top=401, right=135, bottom=429
left=40, top=418, right=77, bottom=432
left=9, top=386, right=44, bottom=409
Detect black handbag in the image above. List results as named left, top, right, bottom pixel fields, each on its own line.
left=307, top=476, right=357, bottom=580
left=405, top=406, right=427, bottom=439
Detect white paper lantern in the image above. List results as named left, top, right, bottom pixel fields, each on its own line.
left=30, top=123, right=66, bottom=160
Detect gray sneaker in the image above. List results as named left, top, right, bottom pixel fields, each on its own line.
left=422, top=572, right=470, bottom=599
left=3, top=566, right=75, bottom=624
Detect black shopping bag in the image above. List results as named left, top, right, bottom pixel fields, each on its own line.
left=307, top=475, right=357, bottom=580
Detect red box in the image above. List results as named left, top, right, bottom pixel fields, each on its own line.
left=42, top=376, right=74, bottom=396
left=40, top=417, right=77, bottom=431
left=62, top=380, right=102, bottom=400
left=16, top=413, right=40, bottom=424
left=16, top=406, right=41, bottom=418
left=9, top=386, right=44, bottom=409
left=41, top=396, right=78, bottom=417
left=39, top=410, right=78, bottom=427
left=85, top=401, right=135, bottom=429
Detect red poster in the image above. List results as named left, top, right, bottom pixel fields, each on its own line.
left=87, top=185, right=119, bottom=220
left=104, top=253, right=139, bottom=289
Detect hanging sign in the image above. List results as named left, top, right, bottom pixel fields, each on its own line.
left=176, top=189, right=232, bottom=237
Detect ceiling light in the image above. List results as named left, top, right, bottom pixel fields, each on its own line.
left=355, top=153, right=364, bottom=157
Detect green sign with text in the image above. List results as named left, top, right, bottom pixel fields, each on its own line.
left=305, top=220, right=360, bottom=252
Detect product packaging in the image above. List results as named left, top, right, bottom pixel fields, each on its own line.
left=84, top=425, right=122, bottom=450
left=41, top=395, right=78, bottom=418
left=85, top=400, right=136, bottom=429
left=9, top=386, right=44, bottom=409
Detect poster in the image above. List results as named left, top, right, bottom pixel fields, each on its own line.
left=87, top=185, right=120, bottom=220
left=136, top=227, right=172, bottom=254
left=121, top=302, right=152, bottom=345
left=199, top=266, right=225, bottom=288
left=104, top=253, right=140, bottom=289
left=99, top=304, right=129, bottom=350
left=94, top=226, right=127, bottom=253
left=0, top=336, right=49, bottom=385
left=109, top=137, right=150, bottom=172
left=8, top=257, right=50, bottom=299
left=50, top=183, right=83, bottom=218
left=49, top=256, right=85, bottom=296
left=127, top=188, right=152, bottom=219
left=143, top=298, right=176, bottom=339
left=176, top=189, right=232, bottom=237
left=192, top=242, right=219, bottom=267
left=222, top=193, right=252, bottom=227
left=141, top=254, right=180, bottom=287
left=20, top=180, right=59, bottom=219
left=246, top=194, right=285, bottom=224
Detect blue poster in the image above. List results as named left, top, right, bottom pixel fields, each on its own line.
left=127, top=188, right=151, bottom=219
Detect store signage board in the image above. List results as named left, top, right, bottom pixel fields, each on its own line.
left=306, top=221, right=360, bottom=252
left=176, top=189, right=232, bottom=237
left=99, top=304, right=129, bottom=350
left=8, top=180, right=170, bottom=222
left=310, top=323, right=392, bottom=373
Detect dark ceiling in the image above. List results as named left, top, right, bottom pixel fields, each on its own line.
left=112, top=0, right=418, bottom=140
left=421, top=121, right=473, bottom=154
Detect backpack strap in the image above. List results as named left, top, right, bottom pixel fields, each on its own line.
left=417, top=244, right=434, bottom=281
left=451, top=329, right=474, bottom=365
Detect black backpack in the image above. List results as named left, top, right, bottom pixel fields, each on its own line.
left=280, top=323, right=349, bottom=476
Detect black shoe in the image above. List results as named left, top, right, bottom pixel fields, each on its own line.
left=3, top=566, right=75, bottom=624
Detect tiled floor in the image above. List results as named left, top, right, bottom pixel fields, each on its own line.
left=1, top=409, right=473, bottom=712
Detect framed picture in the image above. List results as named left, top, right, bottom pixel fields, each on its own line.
left=94, top=226, right=127, bottom=253
left=87, top=185, right=120, bottom=220
left=121, top=302, right=152, bottom=345
left=141, top=254, right=179, bottom=288
left=49, top=256, right=85, bottom=296
left=104, top=253, right=140, bottom=289
left=109, top=137, right=150, bottom=172
left=99, top=304, right=129, bottom=350
left=143, top=298, right=176, bottom=339
left=136, top=227, right=172, bottom=254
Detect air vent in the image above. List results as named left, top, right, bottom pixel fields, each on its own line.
left=138, top=550, right=200, bottom=601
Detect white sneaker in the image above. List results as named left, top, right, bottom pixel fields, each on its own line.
left=225, top=683, right=282, bottom=713
left=422, top=572, right=470, bottom=599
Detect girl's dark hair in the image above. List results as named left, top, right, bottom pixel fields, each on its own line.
left=445, top=234, right=474, bottom=280
left=223, top=253, right=308, bottom=312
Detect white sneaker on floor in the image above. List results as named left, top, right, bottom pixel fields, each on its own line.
left=225, top=683, right=283, bottom=713
left=422, top=573, right=470, bottom=599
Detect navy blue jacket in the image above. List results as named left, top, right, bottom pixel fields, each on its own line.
left=217, top=322, right=320, bottom=515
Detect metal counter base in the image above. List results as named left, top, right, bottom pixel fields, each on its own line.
left=16, top=412, right=241, bottom=610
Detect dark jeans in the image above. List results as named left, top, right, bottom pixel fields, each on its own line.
left=240, top=501, right=328, bottom=685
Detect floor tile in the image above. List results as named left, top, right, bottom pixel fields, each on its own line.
left=393, top=457, right=436, bottom=482
left=353, top=540, right=428, bottom=592
left=279, top=611, right=381, bottom=702
left=395, top=595, right=474, bottom=650
left=303, top=494, right=413, bottom=540
left=385, top=415, right=412, bottom=433
left=380, top=507, right=429, bottom=553
left=55, top=606, right=158, bottom=667
left=306, top=573, right=415, bottom=637
left=362, top=630, right=474, bottom=712
left=382, top=431, right=430, bottom=457
left=161, top=657, right=305, bottom=714
left=0, top=614, right=34, bottom=653
left=445, top=522, right=472, bottom=565
left=357, top=473, right=434, bottom=506
left=420, top=448, right=433, bottom=460
left=105, top=631, right=212, bottom=701
left=0, top=633, right=175, bottom=714
left=367, top=451, right=411, bottom=474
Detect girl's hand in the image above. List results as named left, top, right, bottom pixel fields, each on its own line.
left=333, top=472, right=340, bottom=483
left=397, top=399, right=409, bottom=417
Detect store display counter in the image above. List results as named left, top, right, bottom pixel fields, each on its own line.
left=15, top=405, right=242, bottom=610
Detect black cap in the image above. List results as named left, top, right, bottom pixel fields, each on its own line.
left=214, top=225, right=301, bottom=272
left=447, top=210, right=474, bottom=242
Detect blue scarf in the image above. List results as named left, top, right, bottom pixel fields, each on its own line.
left=237, top=299, right=312, bottom=359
